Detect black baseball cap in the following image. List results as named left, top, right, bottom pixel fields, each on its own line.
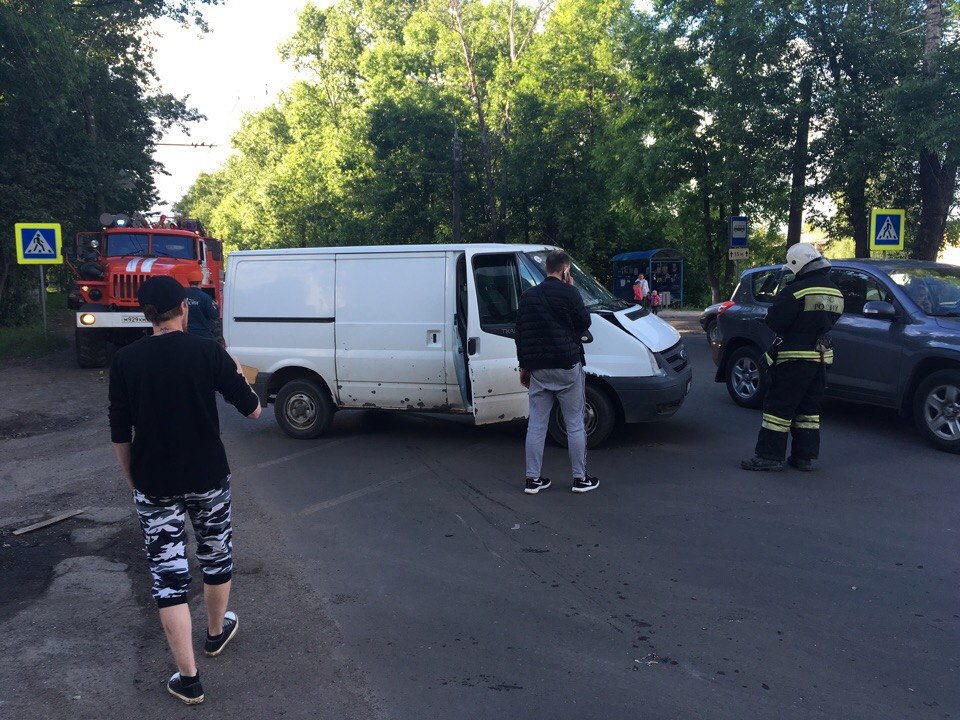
left=137, top=276, right=186, bottom=314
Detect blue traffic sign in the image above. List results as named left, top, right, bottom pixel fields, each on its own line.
left=870, top=209, right=905, bottom=251
left=729, top=216, right=748, bottom=248
left=15, top=223, right=63, bottom=265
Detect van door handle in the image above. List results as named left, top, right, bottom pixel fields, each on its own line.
left=467, top=337, right=478, bottom=355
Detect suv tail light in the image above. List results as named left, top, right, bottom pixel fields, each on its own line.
left=716, top=301, right=735, bottom=315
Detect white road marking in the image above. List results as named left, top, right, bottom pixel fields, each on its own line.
left=238, top=438, right=352, bottom=474
left=298, top=467, right=428, bottom=516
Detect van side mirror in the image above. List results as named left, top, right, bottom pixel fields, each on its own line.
left=863, top=300, right=896, bottom=319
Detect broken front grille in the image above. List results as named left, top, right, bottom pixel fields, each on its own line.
left=659, top=340, right=689, bottom=373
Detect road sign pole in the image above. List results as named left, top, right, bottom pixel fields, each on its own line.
left=39, top=266, right=48, bottom=334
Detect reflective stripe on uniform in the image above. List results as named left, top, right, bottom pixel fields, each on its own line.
left=793, top=287, right=845, bottom=315
left=775, top=350, right=833, bottom=364
left=793, top=287, right=844, bottom=299
left=792, top=413, right=820, bottom=430
left=761, top=413, right=791, bottom=432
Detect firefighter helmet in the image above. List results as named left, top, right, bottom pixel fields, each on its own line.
left=784, top=243, right=829, bottom=275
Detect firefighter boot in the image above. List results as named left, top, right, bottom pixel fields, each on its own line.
left=787, top=456, right=813, bottom=471
left=741, top=455, right=784, bottom=472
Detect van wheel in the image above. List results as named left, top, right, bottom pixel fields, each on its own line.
left=725, top=346, right=767, bottom=409
left=548, top=383, right=617, bottom=450
left=913, top=370, right=960, bottom=454
left=274, top=379, right=335, bottom=440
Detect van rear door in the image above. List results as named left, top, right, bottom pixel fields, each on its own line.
left=459, top=249, right=529, bottom=424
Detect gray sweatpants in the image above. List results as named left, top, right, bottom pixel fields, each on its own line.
left=525, top=364, right=587, bottom=479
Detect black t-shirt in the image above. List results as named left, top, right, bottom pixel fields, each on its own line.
left=108, top=331, right=259, bottom=496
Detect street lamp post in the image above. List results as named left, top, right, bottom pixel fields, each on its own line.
left=410, top=74, right=462, bottom=244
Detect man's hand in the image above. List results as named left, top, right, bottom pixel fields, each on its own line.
left=112, top=442, right=134, bottom=489
left=562, top=267, right=574, bottom=285
left=519, top=369, right=531, bottom=389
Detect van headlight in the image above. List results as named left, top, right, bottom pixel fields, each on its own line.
left=80, top=313, right=96, bottom=326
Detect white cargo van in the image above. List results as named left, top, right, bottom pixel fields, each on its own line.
left=224, top=244, right=691, bottom=447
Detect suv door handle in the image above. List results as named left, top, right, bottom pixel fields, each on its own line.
left=467, top=337, right=478, bottom=355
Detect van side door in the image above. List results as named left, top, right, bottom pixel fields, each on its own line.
left=462, top=249, right=529, bottom=425
left=336, top=252, right=448, bottom=410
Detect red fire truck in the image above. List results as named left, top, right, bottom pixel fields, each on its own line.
left=66, top=213, right=224, bottom=368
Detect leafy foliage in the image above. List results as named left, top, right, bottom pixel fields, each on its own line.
left=0, top=0, right=211, bottom=326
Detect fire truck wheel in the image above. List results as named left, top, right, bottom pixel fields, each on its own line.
left=274, top=378, right=335, bottom=439
left=75, top=328, right=110, bottom=369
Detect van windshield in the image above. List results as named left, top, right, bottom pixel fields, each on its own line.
left=522, top=251, right=630, bottom=311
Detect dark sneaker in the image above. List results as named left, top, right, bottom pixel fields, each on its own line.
left=741, top=456, right=784, bottom=472
left=204, top=610, right=238, bottom=657
left=787, top=456, right=813, bottom=471
left=571, top=475, right=600, bottom=493
left=524, top=477, right=552, bottom=495
left=167, top=672, right=204, bottom=705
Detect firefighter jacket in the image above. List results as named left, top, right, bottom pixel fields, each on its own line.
left=764, top=267, right=844, bottom=364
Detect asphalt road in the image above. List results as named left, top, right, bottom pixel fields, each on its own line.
left=216, top=318, right=959, bottom=720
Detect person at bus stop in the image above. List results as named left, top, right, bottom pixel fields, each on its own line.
left=633, top=273, right=649, bottom=305
left=741, top=244, right=844, bottom=472
left=109, top=275, right=261, bottom=705
left=516, top=250, right=599, bottom=495
left=185, top=270, right=221, bottom=342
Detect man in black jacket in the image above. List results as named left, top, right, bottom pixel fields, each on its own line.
left=109, top=276, right=261, bottom=704
left=741, top=244, right=844, bottom=472
left=516, top=250, right=599, bottom=494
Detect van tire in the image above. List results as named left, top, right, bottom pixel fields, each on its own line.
left=912, top=369, right=960, bottom=454
left=725, top=346, right=767, bottom=409
left=274, top=379, right=335, bottom=440
left=548, top=382, right=617, bottom=450
left=76, top=328, right=109, bottom=368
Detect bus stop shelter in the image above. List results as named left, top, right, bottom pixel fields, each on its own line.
left=611, top=248, right=685, bottom=308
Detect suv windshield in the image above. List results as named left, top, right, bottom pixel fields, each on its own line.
left=523, top=251, right=630, bottom=311
left=886, top=266, right=960, bottom=317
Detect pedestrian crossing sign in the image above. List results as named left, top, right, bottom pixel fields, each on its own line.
left=869, top=209, right=905, bottom=252
left=15, top=223, right=63, bottom=265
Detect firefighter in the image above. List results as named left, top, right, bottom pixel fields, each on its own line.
left=741, top=244, right=844, bottom=472
left=185, top=270, right=221, bottom=343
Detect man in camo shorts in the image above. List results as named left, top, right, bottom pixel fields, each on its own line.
left=109, top=276, right=261, bottom=705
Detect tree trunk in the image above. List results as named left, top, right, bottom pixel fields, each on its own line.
left=450, top=0, right=501, bottom=242
left=83, top=84, right=106, bottom=218
left=847, top=173, right=870, bottom=258
left=912, top=1, right=956, bottom=260
left=701, top=188, right=720, bottom=302
left=787, top=72, right=813, bottom=247
left=912, top=150, right=957, bottom=260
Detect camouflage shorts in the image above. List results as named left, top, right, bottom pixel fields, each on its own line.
left=133, top=477, right=233, bottom=608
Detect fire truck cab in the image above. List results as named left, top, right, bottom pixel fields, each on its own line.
left=67, top=215, right=224, bottom=368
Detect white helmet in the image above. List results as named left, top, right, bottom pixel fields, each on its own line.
left=783, top=243, right=828, bottom=275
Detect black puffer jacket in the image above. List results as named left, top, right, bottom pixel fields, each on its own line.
left=515, top=277, right=592, bottom=371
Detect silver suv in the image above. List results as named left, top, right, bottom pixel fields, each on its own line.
left=713, top=260, right=960, bottom=453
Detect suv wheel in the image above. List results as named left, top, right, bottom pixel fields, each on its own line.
left=913, top=370, right=960, bottom=453
left=725, top=346, right=767, bottom=409
left=274, top=378, right=335, bottom=439
left=705, top=319, right=721, bottom=346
